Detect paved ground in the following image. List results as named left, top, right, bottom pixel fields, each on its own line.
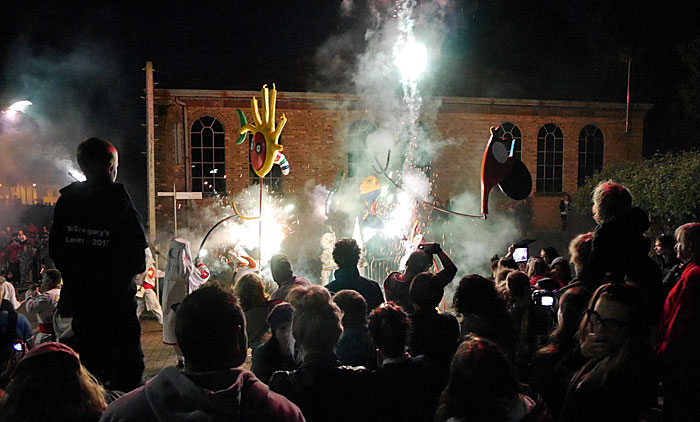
left=15, top=294, right=249, bottom=381
left=140, top=317, right=173, bottom=379
left=139, top=315, right=252, bottom=380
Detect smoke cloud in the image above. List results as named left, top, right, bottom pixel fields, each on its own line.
left=289, top=1, right=523, bottom=287
left=0, top=42, right=137, bottom=188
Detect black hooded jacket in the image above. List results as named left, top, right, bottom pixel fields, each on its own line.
left=49, top=178, right=147, bottom=318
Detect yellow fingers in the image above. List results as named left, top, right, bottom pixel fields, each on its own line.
left=262, top=84, right=270, bottom=124
left=239, top=123, right=257, bottom=135
left=269, top=84, right=277, bottom=130
left=252, top=97, right=263, bottom=127
left=273, top=114, right=287, bottom=141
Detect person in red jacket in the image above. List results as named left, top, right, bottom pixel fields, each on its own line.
left=658, top=222, right=700, bottom=421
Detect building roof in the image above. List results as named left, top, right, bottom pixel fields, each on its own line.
left=154, top=88, right=653, bottom=112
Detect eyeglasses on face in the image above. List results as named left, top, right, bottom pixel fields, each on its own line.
left=586, top=309, right=630, bottom=333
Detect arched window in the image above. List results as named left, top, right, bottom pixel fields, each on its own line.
left=536, top=123, right=563, bottom=193
left=190, top=116, right=225, bottom=194
left=494, top=122, right=522, bottom=161
left=578, top=125, right=604, bottom=186
left=249, top=135, right=283, bottom=195
left=347, top=120, right=376, bottom=178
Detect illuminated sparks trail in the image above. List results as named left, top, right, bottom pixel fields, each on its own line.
left=197, top=188, right=296, bottom=267
left=385, top=0, right=431, bottom=266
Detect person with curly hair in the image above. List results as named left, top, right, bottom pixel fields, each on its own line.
left=326, top=239, right=384, bottom=312
left=369, top=302, right=439, bottom=422
left=453, top=274, right=515, bottom=358
left=234, top=273, right=270, bottom=350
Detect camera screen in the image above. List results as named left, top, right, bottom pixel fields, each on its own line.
left=540, top=296, right=555, bottom=306
left=13, top=342, right=23, bottom=352
left=513, top=247, right=528, bottom=263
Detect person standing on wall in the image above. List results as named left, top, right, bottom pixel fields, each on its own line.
left=50, top=137, right=147, bottom=392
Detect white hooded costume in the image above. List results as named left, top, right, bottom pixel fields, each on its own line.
left=135, top=248, right=164, bottom=324
left=162, top=238, right=210, bottom=345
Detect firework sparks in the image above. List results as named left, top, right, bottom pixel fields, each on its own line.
left=221, top=188, right=296, bottom=265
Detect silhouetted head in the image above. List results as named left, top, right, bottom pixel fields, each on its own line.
left=176, top=283, right=247, bottom=371
left=436, top=335, right=520, bottom=422
left=368, top=302, right=409, bottom=359
left=287, top=285, right=342, bottom=357
left=410, top=272, right=446, bottom=310
left=405, top=250, right=432, bottom=275
left=333, top=238, right=361, bottom=269
left=41, top=269, right=62, bottom=291
left=333, top=289, right=367, bottom=328
left=506, top=271, right=530, bottom=300
left=76, top=137, right=118, bottom=181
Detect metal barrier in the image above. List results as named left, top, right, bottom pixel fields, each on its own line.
left=368, top=257, right=397, bottom=293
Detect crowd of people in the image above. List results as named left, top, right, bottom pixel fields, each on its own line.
left=0, top=136, right=698, bottom=422
left=0, top=223, right=52, bottom=286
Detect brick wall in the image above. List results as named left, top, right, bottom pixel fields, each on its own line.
left=153, top=90, right=650, bottom=234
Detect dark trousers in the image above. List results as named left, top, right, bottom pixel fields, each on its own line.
left=561, top=214, right=568, bottom=232
left=71, top=309, right=145, bottom=392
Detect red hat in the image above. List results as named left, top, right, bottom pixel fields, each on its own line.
left=15, top=342, right=80, bottom=373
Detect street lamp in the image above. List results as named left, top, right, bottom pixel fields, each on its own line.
left=1, top=100, right=32, bottom=117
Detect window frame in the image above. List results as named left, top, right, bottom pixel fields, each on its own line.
left=190, top=116, right=226, bottom=195
left=578, top=125, right=604, bottom=187
left=536, top=123, right=564, bottom=193
left=495, top=122, right=522, bottom=161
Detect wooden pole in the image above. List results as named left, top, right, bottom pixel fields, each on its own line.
left=625, top=57, right=631, bottom=133
left=146, top=62, right=156, bottom=246
left=173, top=182, right=177, bottom=238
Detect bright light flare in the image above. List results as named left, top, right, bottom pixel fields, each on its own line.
left=68, top=169, right=87, bottom=182
left=395, top=39, right=427, bottom=83
left=383, top=190, right=414, bottom=239
left=226, top=195, right=294, bottom=265
left=2, top=100, right=32, bottom=117
left=199, top=249, right=208, bottom=257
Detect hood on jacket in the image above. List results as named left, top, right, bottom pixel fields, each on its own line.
left=270, top=254, right=294, bottom=284
left=629, top=206, right=651, bottom=233
left=144, top=366, right=270, bottom=422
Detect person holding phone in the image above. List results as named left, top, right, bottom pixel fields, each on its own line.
left=0, top=281, right=33, bottom=371
left=384, top=242, right=457, bottom=314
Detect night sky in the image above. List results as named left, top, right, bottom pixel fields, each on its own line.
left=1, top=0, right=698, bottom=213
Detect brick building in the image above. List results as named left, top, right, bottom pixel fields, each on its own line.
left=153, top=89, right=651, bottom=236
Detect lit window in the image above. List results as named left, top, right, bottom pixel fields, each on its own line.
left=578, top=125, right=604, bottom=186
left=190, top=116, right=225, bottom=194
left=536, top=123, right=564, bottom=193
